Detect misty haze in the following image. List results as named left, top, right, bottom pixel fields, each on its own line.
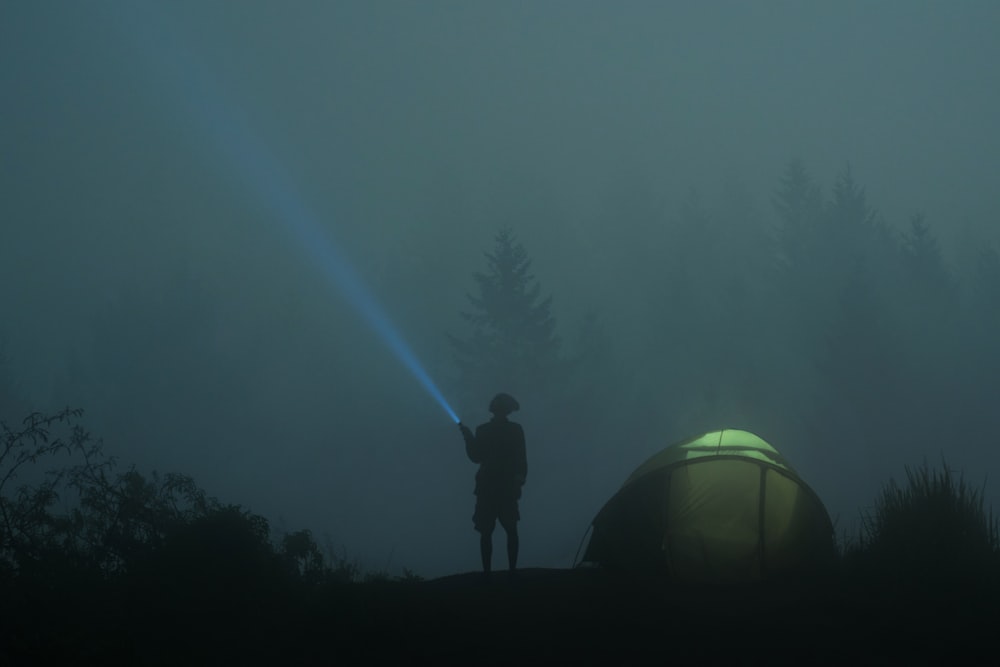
left=3, top=0, right=999, bottom=602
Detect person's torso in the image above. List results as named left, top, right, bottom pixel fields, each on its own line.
left=475, top=419, right=521, bottom=486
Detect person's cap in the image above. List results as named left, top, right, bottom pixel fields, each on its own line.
left=489, top=393, right=520, bottom=416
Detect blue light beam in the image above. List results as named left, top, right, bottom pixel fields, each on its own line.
left=111, top=3, right=460, bottom=424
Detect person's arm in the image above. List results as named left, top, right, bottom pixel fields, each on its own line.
left=460, top=423, right=482, bottom=463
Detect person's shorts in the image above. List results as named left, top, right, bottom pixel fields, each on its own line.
left=473, top=492, right=519, bottom=532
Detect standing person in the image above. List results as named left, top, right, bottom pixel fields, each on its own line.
left=459, top=393, right=527, bottom=577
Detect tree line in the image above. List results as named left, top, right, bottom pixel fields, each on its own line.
left=446, top=159, right=1000, bottom=517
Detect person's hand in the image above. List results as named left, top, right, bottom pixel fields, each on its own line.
left=459, top=423, right=473, bottom=440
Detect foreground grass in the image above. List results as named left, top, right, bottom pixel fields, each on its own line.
left=842, top=457, right=1000, bottom=594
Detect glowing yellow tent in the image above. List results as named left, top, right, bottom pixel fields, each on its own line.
left=580, top=429, right=835, bottom=582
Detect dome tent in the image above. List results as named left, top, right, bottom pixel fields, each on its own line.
left=580, top=429, right=835, bottom=582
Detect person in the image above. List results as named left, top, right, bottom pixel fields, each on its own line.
left=459, top=392, right=527, bottom=577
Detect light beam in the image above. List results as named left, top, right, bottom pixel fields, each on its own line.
left=111, top=2, right=460, bottom=424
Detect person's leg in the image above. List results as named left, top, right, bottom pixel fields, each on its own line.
left=479, top=525, right=495, bottom=573
left=499, top=516, right=518, bottom=571
left=474, top=498, right=496, bottom=574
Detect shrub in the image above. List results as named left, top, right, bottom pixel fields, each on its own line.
left=0, top=408, right=97, bottom=571
left=848, top=457, right=1000, bottom=593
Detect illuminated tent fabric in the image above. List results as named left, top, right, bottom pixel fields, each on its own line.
left=580, top=429, right=835, bottom=582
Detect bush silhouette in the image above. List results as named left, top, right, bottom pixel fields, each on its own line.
left=847, top=458, right=1000, bottom=593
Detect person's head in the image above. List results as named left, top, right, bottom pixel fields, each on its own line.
left=488, top=392, right=519, bottom=417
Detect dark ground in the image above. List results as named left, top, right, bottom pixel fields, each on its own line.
left=361, top=568, right=994, bottom=665
left=4, top=567, right=996, bottom=665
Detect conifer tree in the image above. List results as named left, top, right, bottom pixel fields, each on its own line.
left=901, top=214, right=952, bottom=294
left=771, top=158, right=823, bottom=274
left=448, top=227, right=561, bottom=397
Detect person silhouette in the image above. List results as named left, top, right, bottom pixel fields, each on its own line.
left=459, top=393, right=527, bottom=577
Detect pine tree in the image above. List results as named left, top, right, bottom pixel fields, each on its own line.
left=974, top=244, right=1000, bottom=318
left=829, top=166, right=876, bottom=228
left=771, top=158, right=823, bottom=274
left=901, top=214, right=952, bottom=294
left=969, top=243, right=1000, bottom=417
left=448, top=227, right=561, bottom=397
left=893, top=214, right=961, bottom=449
left=769, top=160, right=832, bottom=371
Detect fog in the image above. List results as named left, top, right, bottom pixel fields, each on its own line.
left=3, top=2, right=999, bottom=577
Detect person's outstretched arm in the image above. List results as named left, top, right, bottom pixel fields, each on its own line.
left=460, top=423, right=482, bottom=463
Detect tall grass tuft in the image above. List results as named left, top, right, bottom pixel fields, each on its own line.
left=847, top=457, right=1000, bottom=594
